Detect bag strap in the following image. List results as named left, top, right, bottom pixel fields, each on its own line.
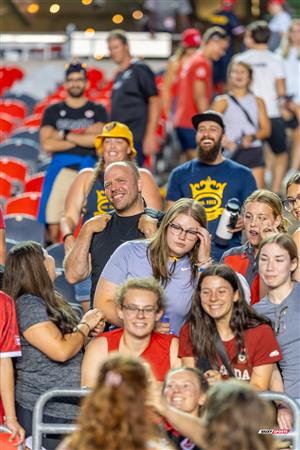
left=228, top=94, right=257, bottom=129
left=215, top=332, right=235, bottom=377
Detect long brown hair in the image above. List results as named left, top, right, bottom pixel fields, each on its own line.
left=204, top=380, right=276, bottom=450
left=188, top=265, right=271, bottom=368
left=69, top=354, right=157, bottom=450
left=3, top=241, right=78, bottom=335
left=148, top=198, right=207, bottom=286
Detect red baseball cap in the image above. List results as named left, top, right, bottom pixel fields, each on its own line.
left=268, top=0, right=285, bottom=5
left=181, top=28, right=201, bottom=48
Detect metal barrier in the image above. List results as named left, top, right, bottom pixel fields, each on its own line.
left=32, top=388, right=89, bottom=450
left=259, top=391, right=300, bottom=450
left=32, top=388, right=300, bottom=450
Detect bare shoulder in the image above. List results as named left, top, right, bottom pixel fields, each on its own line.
left=212, top=95, right=228, bottom=113
left=139, top=168, right=156, bottom=181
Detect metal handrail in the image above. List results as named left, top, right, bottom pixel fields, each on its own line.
left=259, top=391, right=300, bottom=450
left=32, top=388, right=89, bottom=450
left=32, top=388, right=300, bottom=450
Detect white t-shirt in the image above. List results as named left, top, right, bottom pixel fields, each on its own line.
left=269, top=11, right=292, bottom=33
left=235, top=49, right=285, bottom=118
left=278, top=47, right=300, bottom=104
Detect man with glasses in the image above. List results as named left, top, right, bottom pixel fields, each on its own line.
left=38, top=62, right=107, bottom=243
left=81, top=277, right=180, bottom=387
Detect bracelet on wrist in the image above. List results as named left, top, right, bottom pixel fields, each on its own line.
left=63, top=233, right=73, bottom=242
left=4, top=416, right=17, bottom=421
left=75, top=326, right=88, bottom=339
left=79, top=321, right=91, bottom=332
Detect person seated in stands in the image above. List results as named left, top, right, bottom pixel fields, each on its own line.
left=2, top=241, right=105, bottom=450
left=64, top=161, right=159, bottom=307
left=60, top=354, right=174, bottom=450
left=162, top=367, right=208, bottom=450
left=220, top=189, right=288, bottom=303
left=283, top=172, right=300, bottom=281
left=255, top=233, right=300, bottom=411
left=179, top=264, right=282, bottom=391
left=94, top=198, right=212, bottom=336
left=151, top=379, right=278, bottom=450
left=60, top=122, right=162, bottom=309
left=0, top=278, right=24, bottom=444
left=81, top=277, right=180, bottom=386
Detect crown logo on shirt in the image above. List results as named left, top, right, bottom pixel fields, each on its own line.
left=189, top=176, right=227, bottom=221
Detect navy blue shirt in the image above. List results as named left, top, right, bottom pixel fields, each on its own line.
left=166, top=158, right=257, bottom=261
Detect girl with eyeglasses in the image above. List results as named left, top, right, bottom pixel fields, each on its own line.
left=255, top=233, right=300, bottom=410
left=179, top=264, right=282, bottom=391
left=283, top=172, right=300, bottom=282
left=94, top=198, right=212, bottom=336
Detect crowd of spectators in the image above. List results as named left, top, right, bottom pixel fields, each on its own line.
left=1, top=2, right=300, bottom=449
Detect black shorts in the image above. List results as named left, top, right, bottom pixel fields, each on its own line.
left=266, top=117, right=287, bottom=154
left=231, top=145, right=265, bottom=168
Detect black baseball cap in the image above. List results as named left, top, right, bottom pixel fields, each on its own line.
left=192, top=110, right=225, bottom=131
left=65, top=62, right=87, bottom=79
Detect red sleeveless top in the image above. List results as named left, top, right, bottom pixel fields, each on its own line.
left=101, top=329, right=175, bottom=381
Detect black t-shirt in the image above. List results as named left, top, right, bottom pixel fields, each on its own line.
left=90, top=211, right=145, bottom=303
left=41, top=100, right=107, bottom=157
left=111, top=60, right=158, bottom=143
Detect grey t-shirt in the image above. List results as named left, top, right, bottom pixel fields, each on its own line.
left=101, top=240, right=196, bottom=335
left=254, top=283, right=300, bottom=400
left=15, top=294, right=82, bottom=419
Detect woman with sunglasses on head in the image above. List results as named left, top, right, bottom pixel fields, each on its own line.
left=179, top=264, right=282, bottom=391
left=2, top=241, right=105, bottom=450
left=94, top=198, right=212, bottom=336
left=220, top=189, right=289, bottom=304
left=283, top=172, right=300, bottom=282
left=255, top=233, right=300, bottom=412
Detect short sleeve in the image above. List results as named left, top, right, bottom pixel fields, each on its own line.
left=194, top=61, right=209, bottom=82
left=166, top=169, right=184, bottom=201
left=41, top=105, right=56, bottom=127
left=178, top=322, right=194, bottom=358
left=0, top=292, right=21, bottom=358
left=250, top=324, right=282, bottom=367
left=273, top=55, right=285, bottom=80
left=136, top=63, right=158, bottom=99
left=15, top=295, right=50, bottom=334
left=101, top=242, right=130, bottom=285
left=0, top=208, right=5, bottom=229
left=93, top=104, right=108, bottom=123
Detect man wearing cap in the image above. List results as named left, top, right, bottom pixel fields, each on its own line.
left=38, top=62, right=107, bottom=242
left=174, top=27, right=229, bottom=160
left=64, top=160, right=159, bottom=305
left=107, top=30, right=160, bottom=167
left=166, top=110, right=257, bottom=261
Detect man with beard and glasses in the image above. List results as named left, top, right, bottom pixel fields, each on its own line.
left=166, top=111, right=257, bottom=260
left=38, top=62, right=107, bottom=243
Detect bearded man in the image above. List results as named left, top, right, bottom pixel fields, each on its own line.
left=166, top=111, right=257, bottom=260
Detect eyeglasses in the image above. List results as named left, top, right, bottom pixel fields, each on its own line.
left=121, top=304, right=158, bottom=317
left=283, top=195, right=300, bottom=212
left=169, top=223, right=199, bottom=241
left=275, top=306, right=288, bottom=336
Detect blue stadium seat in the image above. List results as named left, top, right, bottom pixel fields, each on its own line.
left=4, top=214, right=45, bottom=245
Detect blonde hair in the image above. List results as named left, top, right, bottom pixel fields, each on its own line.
left=243, top=189, right=289, bottom=232
left=280, top=19, right=300, bottom=60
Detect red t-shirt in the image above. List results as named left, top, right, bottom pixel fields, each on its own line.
left=100, top=329, right=176, bottom=382
left=179, top=322, right=281, bottom=381
left=174, top=52, right=213, bottom=128
left=0, top=208, right=5, bottom=229
left=0, top=291, right=21, bottom=423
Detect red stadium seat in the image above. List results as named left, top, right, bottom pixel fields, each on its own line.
left=0, top=173, right=13, bottom=200
left=0, top=157, right=27, bottom=183
left=24, top=172, right=45, bottom=193
left=23, top=114, right=42, bottom=128
left=0, top=100, right=27, bottom=120
left=0, top=116, right=14, bottom=135
left=5, top=192, right=41, bottom=218
left=0, top=426, right=22, bottom=450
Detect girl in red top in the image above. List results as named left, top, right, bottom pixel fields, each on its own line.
left=179, top=264, right=282, bottom=390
